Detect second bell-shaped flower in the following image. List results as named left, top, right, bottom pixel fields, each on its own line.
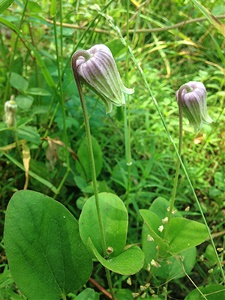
left=72, top=44, right=134, bottom=113
left=176, top=81, right=213, bottom=132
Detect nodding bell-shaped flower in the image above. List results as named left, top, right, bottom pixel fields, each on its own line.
left=4, top=96, right=17, bottom=127
left=72, top=44, right=134, bottom=113
left=176, top=81, right=213, bottom=132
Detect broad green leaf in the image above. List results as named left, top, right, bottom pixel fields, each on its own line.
left=142, top=222, right=158, bottom=267
left=153, top=247, right=196, bottom=280
left=149, top=197, right=181, bottom=219
left=10, top=72, right=29, bottom=92
left=115, top=289, right=133, bottom=300
left=75, top=288, right=98, bottom=300
left=167, top=218, right=208, bottom=254
left=89, top=239, right=144, bottom=275
left=0, top=0, right=14, bottom=14
left=140, top=209, right=169, bottom=257
left=76, top=136, right=103, bottom=181
left=27, top=1, right=42, bottom=13
left=79, top=193, right=128, bottom=257
left=185, top=284, right=225, bottom=300
left=16, top=95, right=34, bottom=110
left=106, top=39, right=126, bottom=57
left=4, top=190, right=93, bottom=300
left=141, top=199, right=190, bottom=273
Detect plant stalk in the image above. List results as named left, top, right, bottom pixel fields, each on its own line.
left=166, top=91, right=183, bottom=231
left=72, top=53, right=115, bottom=299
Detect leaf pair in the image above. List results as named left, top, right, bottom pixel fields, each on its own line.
left=141, top=197, right=208, bottom=280
left=4, top=190, right=144, bottom=299
left=79, top=193, right=144, bottom=275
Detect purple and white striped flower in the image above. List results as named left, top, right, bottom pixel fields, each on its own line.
left=72, top=44, right=134, bottom=113
left=176, top=81, right=213, bottom=131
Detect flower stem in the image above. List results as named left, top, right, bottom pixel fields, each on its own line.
left=72, top=54, right=115, bottom=299
left=124, top=0, right=132, bottom=205
left=166, top=93, right=183, bottom=228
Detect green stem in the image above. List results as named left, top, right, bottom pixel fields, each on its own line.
left=4, top=0, right=28, bottom=103
left=71, top=53, right=115, bottom=299
left=52, top=4, right=71, bottom=197
left=124, top=0, right=132, bottom=205
left=166, top=90, right=183, bottom=230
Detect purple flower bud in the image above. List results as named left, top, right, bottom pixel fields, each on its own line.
left=72, top=44, right=134, bottom=113
left=176, top=81, right=213, bottom=132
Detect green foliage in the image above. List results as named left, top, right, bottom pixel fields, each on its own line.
left=4, top=190, right=92, bottom=299
left=1, top=0, right=225, bottom=298
left=76, top=135, right=103, bottom=181
left=141, top=197, right=207, bottom=282
left=185, top=284, right=225, bottom=300
left=79, top=193, right=128, bottom=257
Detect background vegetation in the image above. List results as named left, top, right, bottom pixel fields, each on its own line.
left=0, top=0, right=225, bottom=299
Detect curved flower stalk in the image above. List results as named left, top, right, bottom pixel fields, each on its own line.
left=72, top=44, right=134, bottom=113
left=176, top=81, right=213, bottom=132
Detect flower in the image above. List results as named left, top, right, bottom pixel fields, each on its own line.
left=176, top=81, right=213, bottom=132
left=72, top=44, right=134, bottom=113
left=4, top=97, right=17, bottom=127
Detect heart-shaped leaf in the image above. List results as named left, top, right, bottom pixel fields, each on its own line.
left=4, top=190, right=92, bottom=300
left=89, top=238, right=144, bottom=275
left=167, top=218, right=208, bottom=254
left=152, top=247, right=197, bottom=280
left=79, top=192, right=128, bottom=257
left=140, top=209, right=169, bottom=257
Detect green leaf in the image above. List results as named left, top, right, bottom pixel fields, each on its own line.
left=79, top=193, right=128, bottom=257
left=106, top=39, right=126, bottom=57
left=10, top=72, right=29, bottom=92
left=89, top=239, right=144, bottom=275
left=17, top=126, right=40, bottom=144
left=76, top=136, right=103, bottom=181
left=75, top=288, right=98, bottom=300
left=115, top=289, right=133, bottom=300
left=4, top=190, right=93, bottom=300
left=0, top=0, right=14, bottom=14
left=27, top=1, right=42, bottom=13
left=204, top=244, right=218, bottom=264
left=0, top=17, right=58, bottom=97
left=149, top=197, right=181, bottom=219
left=112, top=160, right=139, bottom=188
left=153, top=247, right=196, bottom=280
left=167, top=218, right=208, bottom=254
left=27, top=87, right=51, bottom=96
left=185, top=284, right=225, bottom=300
left=140, top=209, right=169, bottom=257
left=16, top=95, right=34, bottom=110
left=3, top=153, right=57, bottom=193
